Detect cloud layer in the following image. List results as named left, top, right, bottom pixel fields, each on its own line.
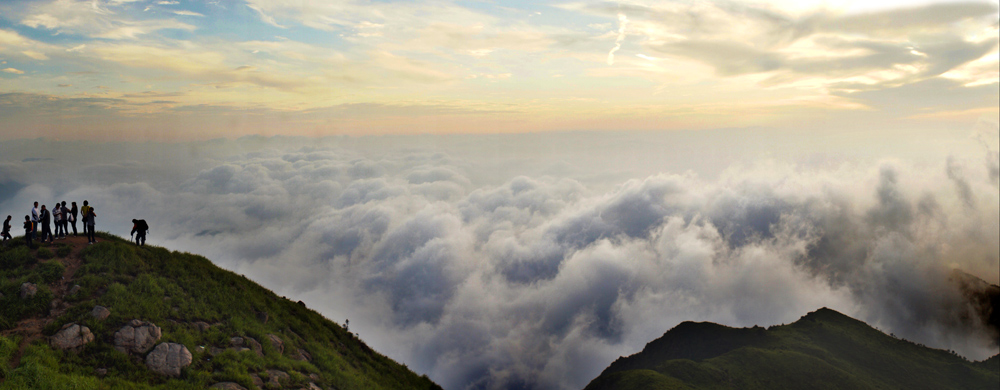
left=1, top=129, right=997, bottom=389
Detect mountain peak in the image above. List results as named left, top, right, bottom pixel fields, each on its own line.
left=1, top=234, right=442, bottom=389
left=586, top=308, right=998, bottom=390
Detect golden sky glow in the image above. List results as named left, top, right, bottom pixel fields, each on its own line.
left=0, top=0, right=997, bottom=140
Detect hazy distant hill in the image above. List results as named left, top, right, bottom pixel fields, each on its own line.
left=1, top=233, right=441, bottom=390
left=585, top=308, right=999, bottom=390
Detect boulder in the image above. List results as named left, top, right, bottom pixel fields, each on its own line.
left=20, top=282, right=37, bottom=299
left=91, top=305, right=111, bottom=320
left=266, top=334, right=284, bottom=354
left=114, top=320, right=162, bottom=354
left=230, top=336, right=244, bottom=347
left=251, top=374, right=264, bottom=388
left=145, top=342, right=192, bottom=377
left=95, top=368, right=107, bottom=377
left=246, top=337, right=263, bottom=357
left=210, top=382, right=248, bottom=390
left=50, top=323, right=94, bottom=350
left=67, top=284, right=81, bottom=296
left=193, top=321, right=211, bottom=332
left=291, top=347, right=312, bottom=362
left=266, top=370, right=290, bottom=387
left=304, top=383, right=323, bottom=390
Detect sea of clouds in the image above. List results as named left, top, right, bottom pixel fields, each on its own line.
left=1, top=125, right=998, bottom=390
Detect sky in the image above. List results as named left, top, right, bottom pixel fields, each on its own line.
left=1, top=1, right=999, bottom=390
left=0, top=0, right=997, bottom=139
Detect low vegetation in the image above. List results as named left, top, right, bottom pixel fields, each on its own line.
left=0, top=233, right=441, bottom=390
left=585, top=308, right=1000, bottom=390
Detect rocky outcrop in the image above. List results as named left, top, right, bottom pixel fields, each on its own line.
left=265, top=370, right=290, bottom=387
left=91, top=305, right=111, bottom=320
left=145, top=342, right=192, bottom=377
left=210, top=382, right=248, bottom=390
left=267, top=334, right=284, bottom=354
left=246, top=337, right=263, bottom=356
left=50, top=323, right=94, bottom=350
left=114, top=319, right=161, bottom=354
left=20, top=282, right=37, bottom=298
left=291, top=347, right=312, bottom=362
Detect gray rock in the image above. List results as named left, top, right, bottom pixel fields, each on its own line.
left=266, top=334, right=284, bottom=354
left=209, top=347, right=226, bottom=356
left=193, top=321, right=211, bottom=332
left=229, top=336, right=244, bottom=347
left=67, top=284, right=81, bottom=296
left=266, top=370, right=290, bottom=387
left=251, top=374, right=264, bottom=388
left=91, top=305, right=111, bottom=320
left=210, top=382, right=247, bottom=390
left=114, top=319, right=162, bottom=354
left=291, top=347, right=312, bottom=362
left=303, top=383, right=322, bottom=390
left=245, top=337, right=263, bottom=357
left=95, top=368, right=107, bottom=377
left=50, top=323, right=94, bottom=350
left=195, top=345, right=205, bottom=354
left=20, top=282, right=37, bottom=299
left=145, top=342, right=192, bottom=377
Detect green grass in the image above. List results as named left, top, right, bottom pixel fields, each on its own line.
left=0, top=233, right=442, bottom=390
left=585, top=308, right=1000, bottom=390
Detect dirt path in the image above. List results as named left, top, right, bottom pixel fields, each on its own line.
left=2, top=235, right=93, bottom=373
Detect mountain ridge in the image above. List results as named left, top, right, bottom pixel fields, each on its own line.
left=1, top=233, right=442, bottom=390
left=586, top=307, right=998, bottom=390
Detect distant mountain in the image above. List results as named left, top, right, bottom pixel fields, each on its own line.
left=1, top=234, right=441, bottom=390
left=585, top=308, right=999, bottom=390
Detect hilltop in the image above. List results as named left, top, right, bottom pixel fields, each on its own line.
left=0, top=233, right=442, bottom=390
left=585, top=308, right=999, bottom=390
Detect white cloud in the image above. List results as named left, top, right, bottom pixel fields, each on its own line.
left=2, top=67, right=24, bottom=74
left=173, top=10, right=205, bottom=17
left=1, top=129, right=996, bottom=389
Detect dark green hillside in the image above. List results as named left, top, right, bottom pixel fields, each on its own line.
left=0, top=233, right=441, bottom=390
left=586, top=308, right=999, bottom=390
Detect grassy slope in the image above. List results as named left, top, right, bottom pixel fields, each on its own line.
left=0, top=233, right=442, bottom=390
left=585, top=308, right=999, bottom=390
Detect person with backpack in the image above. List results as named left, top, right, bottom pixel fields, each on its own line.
left=23, top=215, right=33, bottom=247
left=131, top=219, right=149, bottom=246
left=60, top=201, right=70, bottom=238
left=2, top=215, right=11, bottom=245
left=85, top=206, right=97, bottom=244
left=70, top=201, right=79, bottom=236
left=53, top=202, right=63, bottom=239
left=39, top=204, right=52, bottom=243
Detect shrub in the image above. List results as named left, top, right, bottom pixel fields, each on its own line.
left=35, top=260, right=66, bottom=284
left=37, top=247, right=54, bottom=260
left=56, top=245, right=72, bottom=258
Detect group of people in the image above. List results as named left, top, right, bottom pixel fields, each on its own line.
left=1, top=200, right=98, bottom=247
left=1, top=200, right=151, bottom=248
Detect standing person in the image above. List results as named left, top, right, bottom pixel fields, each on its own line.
left=40, top=204, right=52, bottom=243
left=31, top=201, right=39, bottom=235
left=23, top=215, right=33, bottom=247
left=60, top=202, right=70, bottom=238
left=53, top=201, right=63, bottom=239
left=85, top=206, right=97, bottom=244
left=2, top=215, right=11, bottom=246
left=70, top=201, right=79, bottom=236
left=131, top=219, right=149, bottom=246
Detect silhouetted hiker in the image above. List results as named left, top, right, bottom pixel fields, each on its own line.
left=80, top=200, right=91, bottom=227
left=60, top=201, right=70, bottom=238
left=40, top=204, right=52, bottom=243
left=53, top=202, right=63, bottom=239
left=31, top=201, right=39, bottom=235
left=70, top=201, right=79, bottom=236
left=2, top=215, right=11, bottom=245
left=85, top=206, right=97, bottom=244
left=23, top=215, right=32, bottom=247
left=131, top=219, right=149, bottom=246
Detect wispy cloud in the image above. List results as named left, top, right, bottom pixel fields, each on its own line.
left=2, top=68, right=24, bottom=74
